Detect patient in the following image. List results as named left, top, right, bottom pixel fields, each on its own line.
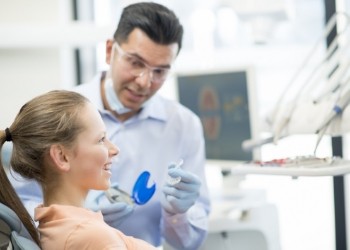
left=0, top=90, right=156, bottom=249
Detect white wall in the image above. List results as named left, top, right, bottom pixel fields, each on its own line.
left=0, top=0, right=74, bottom=128
left=0, top=49, right=61, bottom=127
left=0, top=0, right=60, bottom=22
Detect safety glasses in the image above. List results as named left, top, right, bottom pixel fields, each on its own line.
left=113, top=42, right=170, bottom=84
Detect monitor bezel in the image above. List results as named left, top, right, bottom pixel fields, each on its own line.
left=175, top=66, right=261, bottom=168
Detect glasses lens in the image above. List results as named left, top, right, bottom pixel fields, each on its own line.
left=120, top=54, right=147, bottom=76
left=152, top=68, right=169, bottom=83
left=116, top=44, right=169, bottom=83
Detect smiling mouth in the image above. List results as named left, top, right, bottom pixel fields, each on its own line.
left=127, top=85, right=149, bottom=96
left=103, top=163, right=112, bottom=171
left=128, top=89, right=146, bottom=97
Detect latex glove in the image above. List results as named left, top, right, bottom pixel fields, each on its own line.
left=101, top=202, right=134, bottom=227
left=86, top=183, right=134, bottom=227
left=161, top=167, right=201, bottom=214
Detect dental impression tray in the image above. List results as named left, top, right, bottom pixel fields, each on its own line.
left=105, top=171, right=156, bottom=205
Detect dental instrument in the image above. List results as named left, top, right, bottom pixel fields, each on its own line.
left=105, top=171, right=156, bottom=205
left=167, top=159, right=184, bottom=185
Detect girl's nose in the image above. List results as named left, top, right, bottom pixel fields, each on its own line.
left=108, top=140, right=119, bottom=157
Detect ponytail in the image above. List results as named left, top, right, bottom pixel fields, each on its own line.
left=0, top=130, right=41, bottom=246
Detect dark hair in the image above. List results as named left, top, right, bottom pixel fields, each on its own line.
left=114, top=2, right=183, bottom=53
left=0, top=90, right=89, bottom=246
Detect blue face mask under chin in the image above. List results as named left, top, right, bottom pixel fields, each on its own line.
left=104, top=78, right=132, bottom=114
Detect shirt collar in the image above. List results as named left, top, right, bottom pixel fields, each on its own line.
left=137, top=95, right=167, bottom=122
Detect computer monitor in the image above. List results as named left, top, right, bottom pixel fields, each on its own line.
left=176, top=67, right=260, bottom=167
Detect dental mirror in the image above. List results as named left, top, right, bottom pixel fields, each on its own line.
left=105, top=171, right=156, bottom=205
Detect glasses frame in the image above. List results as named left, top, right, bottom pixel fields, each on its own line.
left=113, top=41, right=171, bottom=84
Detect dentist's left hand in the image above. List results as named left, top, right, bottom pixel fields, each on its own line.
left=161, top=167, right=201, bottom=214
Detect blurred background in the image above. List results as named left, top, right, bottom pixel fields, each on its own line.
left=1, top=1, right=350, bottom=249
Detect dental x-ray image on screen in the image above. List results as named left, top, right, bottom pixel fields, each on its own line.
left=177, top=68, right=259, bottom=164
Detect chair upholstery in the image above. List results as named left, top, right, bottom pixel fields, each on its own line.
left=0, top=203, right=40, bottom=250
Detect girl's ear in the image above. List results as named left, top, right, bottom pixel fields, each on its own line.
left=49, top=144, right=71, bottom=172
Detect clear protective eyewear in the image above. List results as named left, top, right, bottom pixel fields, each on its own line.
left=113, top=42, right=170, bottom=84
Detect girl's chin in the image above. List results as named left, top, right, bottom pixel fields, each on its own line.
left=97, top=183, right=110, bottom=191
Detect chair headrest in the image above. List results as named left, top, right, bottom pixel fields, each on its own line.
left=0, top=203, right=41, bottom=250
left=0, top=203, right=32, bottom=240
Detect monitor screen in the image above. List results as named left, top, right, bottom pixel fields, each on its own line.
left=176, top=68, right=259, bottom=165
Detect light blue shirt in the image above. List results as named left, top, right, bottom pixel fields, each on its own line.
left=76, top=73, right=211, bottom=249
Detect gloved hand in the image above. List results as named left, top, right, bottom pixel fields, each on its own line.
left=101, top=202, right=134, bottom=227
left=161, top=167, right=201, bottom=214
left=86, top=183, right=134, bottom=227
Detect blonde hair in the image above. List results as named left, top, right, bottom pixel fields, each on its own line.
left=0, top=90, right=90, bottom=246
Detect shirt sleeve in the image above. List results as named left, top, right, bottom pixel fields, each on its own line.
left=65, top=221, right=127, bottom=250
left=161, top=112, right=211, bottom=250
left=162, top=204, right=209, bottom=249
left=66, top=221, right=157, bottom=250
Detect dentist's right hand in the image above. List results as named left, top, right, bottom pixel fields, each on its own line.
left=87, top=183, right=134, bottom=227
left=101, top=202, right=134, bottom=227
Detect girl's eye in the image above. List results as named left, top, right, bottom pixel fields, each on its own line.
left=99, top=137, right=106, bottom=143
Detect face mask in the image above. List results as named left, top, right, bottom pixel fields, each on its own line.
left=104, top=78, right=132, bottom=114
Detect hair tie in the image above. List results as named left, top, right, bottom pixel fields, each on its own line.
left=5, top=128, right=12, bottom=142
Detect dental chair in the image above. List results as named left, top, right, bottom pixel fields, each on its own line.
left=199, top=188, right=281, bottom=250
left=0, top=203, right=40, bottom=250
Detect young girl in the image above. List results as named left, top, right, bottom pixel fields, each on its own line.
left=0, top=90, right=156, bottom=249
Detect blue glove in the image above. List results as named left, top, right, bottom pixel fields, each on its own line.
left=86, top=183, right=134, bottom=227
left=161, top=167, right=201, bottom=214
